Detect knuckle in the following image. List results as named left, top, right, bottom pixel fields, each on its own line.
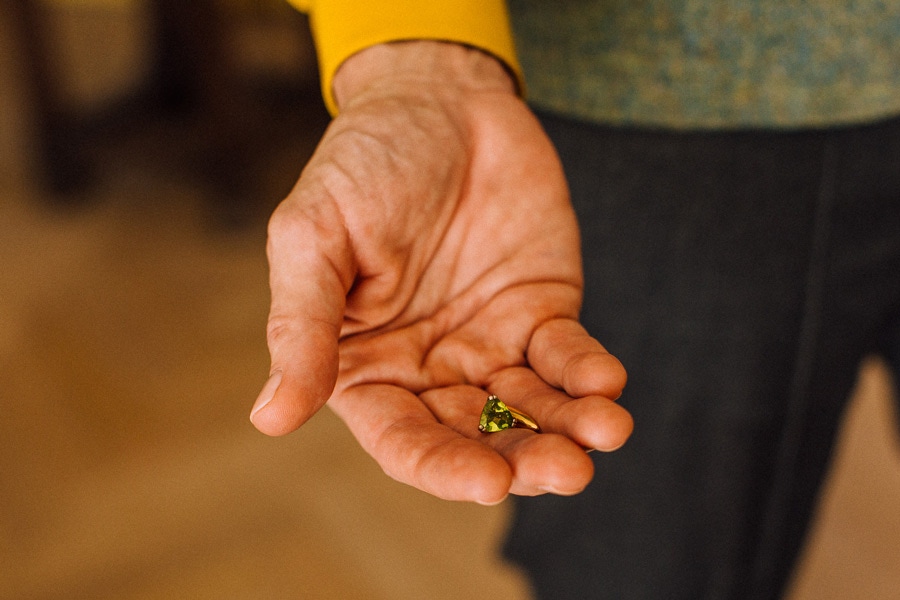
left=265, top=315, right=296, bottom=350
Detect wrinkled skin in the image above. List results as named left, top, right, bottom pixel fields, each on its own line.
left=251, top=41, right=632, bottom=504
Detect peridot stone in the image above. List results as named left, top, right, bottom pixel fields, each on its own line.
left=479, top=395, right=514, bottom=432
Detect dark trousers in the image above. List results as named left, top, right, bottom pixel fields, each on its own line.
left=504, top=111, right=900, bottom=600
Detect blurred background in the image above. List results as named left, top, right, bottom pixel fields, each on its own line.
left=0, top=1, right=898, bottom=598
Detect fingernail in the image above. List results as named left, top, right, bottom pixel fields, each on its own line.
left=538, top=485, right=583, bottom=496
left=250, top=370, right=283, bottom=422
left=476, top=494, right=508, bottom=507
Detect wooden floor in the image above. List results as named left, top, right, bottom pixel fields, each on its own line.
left=2, top=12, right=900, bottom=600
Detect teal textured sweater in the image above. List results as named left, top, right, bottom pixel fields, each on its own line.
left=508, top=0, right=900, bottom=129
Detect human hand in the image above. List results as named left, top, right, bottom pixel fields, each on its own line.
left=251, top=41, right=632, bottom=504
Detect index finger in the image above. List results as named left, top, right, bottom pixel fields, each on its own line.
left=329, top=383, right=514, bottom=504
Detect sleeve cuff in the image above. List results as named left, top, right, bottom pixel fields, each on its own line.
left=287, top=0, right=522, bottom=115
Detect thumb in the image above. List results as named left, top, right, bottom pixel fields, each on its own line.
left=250, top=200, right=353, bottom=436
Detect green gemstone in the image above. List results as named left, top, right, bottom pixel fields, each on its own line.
left=479, top=395, right=514, bottom=432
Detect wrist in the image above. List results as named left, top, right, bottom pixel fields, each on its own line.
left=333, top=41, right=517, bottom=110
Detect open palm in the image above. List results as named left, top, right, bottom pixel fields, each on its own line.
left=252, top=42, right=632, bottom=504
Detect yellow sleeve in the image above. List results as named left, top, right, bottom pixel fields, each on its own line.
left=286, top=0, right=522, bottom=114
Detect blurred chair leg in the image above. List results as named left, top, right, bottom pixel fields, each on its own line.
left=149, top=0, right=256, bottom=226
left=9, top=0, right=94, bottom=199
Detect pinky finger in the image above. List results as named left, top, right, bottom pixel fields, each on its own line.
left=527, top=318, right=627, bottom=400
